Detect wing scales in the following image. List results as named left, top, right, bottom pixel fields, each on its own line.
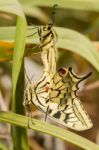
left=46, top=68, right=93, bottom=131
left=47, top=98, right=93, bottom=131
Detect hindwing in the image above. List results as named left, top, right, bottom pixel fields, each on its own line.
left=46, top=67, right=93, bottom=131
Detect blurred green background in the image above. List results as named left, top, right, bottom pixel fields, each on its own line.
left=0, top=1, right=99, bottom=150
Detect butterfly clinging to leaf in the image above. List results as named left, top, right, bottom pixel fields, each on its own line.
left=24, top=5, right=93, bottom=131
left=24, top=66, right=93, bottom=131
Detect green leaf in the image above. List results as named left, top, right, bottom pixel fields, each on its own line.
left=0, top=141, right=10, bottom=150
left=0, top=111, right=99, bottom=150
left=0, top=1, right=29, bottom=150
left=1, top=26, right=99, bottom=71
left=0, top=1, right=99, bottom=149
left=19, top=0, right=99, bottom=12
left=56, top=27, right=99, bottom=71
left=27, top=26, right=99, bottom=71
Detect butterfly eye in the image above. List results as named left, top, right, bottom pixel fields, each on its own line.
left=58, top=68, right=68, bottom=77
left=43, top=27, right=47, bottom=31
left=48, top=26, right=51, bottom=30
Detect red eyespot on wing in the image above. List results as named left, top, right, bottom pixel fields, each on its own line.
left=58, top=68, right=68, bottom=77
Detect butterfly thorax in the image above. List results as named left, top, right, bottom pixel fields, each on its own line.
left=38, top=25, right=57, bottom=77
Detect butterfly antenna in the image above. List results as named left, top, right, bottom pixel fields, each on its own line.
left=51, top=4, right=58, bottom=26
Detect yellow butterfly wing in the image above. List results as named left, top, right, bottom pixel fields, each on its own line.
left=24, top=23, right=93, bottom=131
left=47, top=67, right=93, bottom=131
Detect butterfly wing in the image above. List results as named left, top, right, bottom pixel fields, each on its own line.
left=47, top=67, right=93, bottom=131
left=24, top=22, right=93, bottom=130
left=47, top=98, right=93, bottom=131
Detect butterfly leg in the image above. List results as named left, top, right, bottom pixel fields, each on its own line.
left=26, top=105, right=35, bottom=129
left=27, top=112, right=35, bottom=129
left=45, top=106, right=49, bottom=122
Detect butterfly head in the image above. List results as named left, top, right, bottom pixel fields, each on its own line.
left=38, top=5, right=57, bottom=42
left=38, top=25, right=53, bottom=39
